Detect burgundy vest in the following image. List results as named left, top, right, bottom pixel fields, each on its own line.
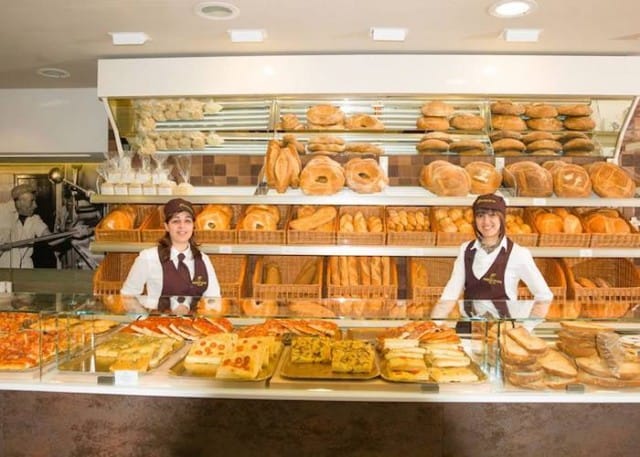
left=158, top=249, right=208, bottom=312
left=463, top=238, right=514, bottom=317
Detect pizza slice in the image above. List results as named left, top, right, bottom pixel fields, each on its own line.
left=216, top=350, right=263, bottom=380
left=184, top=333, right=238, bottom=375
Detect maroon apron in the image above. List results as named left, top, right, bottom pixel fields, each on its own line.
left=462, top=238, right=514, bottom=318
left=158, top=249, right=208, bottom=312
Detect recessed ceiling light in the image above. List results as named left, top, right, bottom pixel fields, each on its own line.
left=109, top=32, right=150, bottom=46
left=502, top=28, right=542, bottom=42
left=228, top=29, right=266, bottom=43
left=489, top=0, right=537, bottom=18
left=36, top=67, right=70, bottom=79
left=370, top=27, right=407, bottom=42
left=194, top=1, right=239, bottom=20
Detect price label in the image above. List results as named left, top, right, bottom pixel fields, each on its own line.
left=114, top=370, right=139, bottom=386
left=532, top=198, right=547, bottom=206
left=420, top=382, right=440, bottom=393
left=579, top=249, right=594, bottom=258
left=218, top=245, right=232, bottom=254
left=565, top=383, right=585, bottom=393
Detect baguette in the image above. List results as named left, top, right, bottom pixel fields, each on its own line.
left=293, top=259, right=317, bottom=284
left=576, top=277, right=597, bottom=288
left=359, top=257, right=371, bottom=286
left=593, top=277, right=612, bottom=288
left=263, top=263, right=281, bottom=284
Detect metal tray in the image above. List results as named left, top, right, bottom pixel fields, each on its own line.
left=57, top=338, right=184, bottom=374
left=278, top=346, right=380, bottom=380
left=168, top=342, right=284, bottom=382
left=379, top=356, right=487, bottom=384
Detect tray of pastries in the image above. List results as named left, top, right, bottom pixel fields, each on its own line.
left=169, top=334, right=283, bottom=382
left=279, top=336, right=379, bottom=380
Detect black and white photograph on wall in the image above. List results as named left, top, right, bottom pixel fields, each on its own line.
left=0, top=165, right=102, bottom=270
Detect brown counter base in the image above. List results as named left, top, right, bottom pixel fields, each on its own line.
left=1, top=392, right=640, bottom=457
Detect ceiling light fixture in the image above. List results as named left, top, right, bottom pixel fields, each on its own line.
left=370, top=27, right=407, bottom=42
left=489, top=0, right=537, bottom=18
left=502, top=28, right=542, bottom=42
left=194, top=1, right=240, bottom=20
left=109, top=32, right=150, bottom=46
left=228, top=29, right=266, bottom=43
left=36, top=67, right=70, bottom=79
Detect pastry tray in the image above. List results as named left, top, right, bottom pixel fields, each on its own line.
left=278, top=346, right=380, bottom=380
left=168, top=342, right=284, bottom=383
left=56, top=339, right=184, bottom=374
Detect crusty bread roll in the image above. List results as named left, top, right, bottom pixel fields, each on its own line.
left=522, top=131, right=556, bottom=144
left=557, top=104, right=593, bottom=117
left=420, top=161, right=471, bottom=196
left=587, top=162, right=636, bottom=198
left=563, top=116, right=596, bottom=131
left=417, top=116, right=450, bottom=131
left=492, top=138, right=526, bottom=153
left=101, top=207, right=136, bottom=230
left=534, top=212, right=564, bottom=234
left=583, top=211, right=631, bottom=234
left=563, top=214, right=583, bottom=234
left=450, top=114, right=485, bottom=131
left=464, top=161, right=502, bottom=195
left=526, top=117, right=564, bottom=131
left=525, top=104, right=558, bottom=118
left=491, top=114, right=527, bottom=131
left=503, top=161, right=553, bottom=197
left=195, top=204, right=233, bottom=230
left=490, top=100, right=525, bottom=116
left=552, top=163, right=592, bottom=198
left=420, top=101, right=454, bottom=117
left=306, top=104, right=345, bottom=126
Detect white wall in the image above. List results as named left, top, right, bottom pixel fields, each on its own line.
left=0, top=88, right=107, bottom=155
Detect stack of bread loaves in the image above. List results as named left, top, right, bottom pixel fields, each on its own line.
left=417, top=101, right=453, bottom=131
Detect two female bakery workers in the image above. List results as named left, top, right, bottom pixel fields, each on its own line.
left=121, top=198, right=220, bottom=314
left=431, top=193, right=552, bottom=320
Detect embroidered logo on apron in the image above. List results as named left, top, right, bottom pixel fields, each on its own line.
left=483, top=273, right=503, bottom=286
left=192, top=276, right=207, bottom=287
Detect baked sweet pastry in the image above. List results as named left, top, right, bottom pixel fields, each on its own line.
left=464, top=161, right=502, bottom=195
left=344, top=157, right=388, bottom=193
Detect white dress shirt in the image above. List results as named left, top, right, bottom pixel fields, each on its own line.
left=121, top=246, right=221, bottom=311
left=0, top=200, right=49, bottom=268
left=433, top=237, right=553, bottom=318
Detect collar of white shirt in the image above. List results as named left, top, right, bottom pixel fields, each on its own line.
left=170, top=247, right=192, bottom=263
left=471, top=236, right=507, bottom=253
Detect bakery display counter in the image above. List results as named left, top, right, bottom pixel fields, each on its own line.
left=1, top=295, right=640, bottom=403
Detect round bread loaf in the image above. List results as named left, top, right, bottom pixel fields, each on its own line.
left=344, top=157, right=388, bottom=193
left=541, top=160, right=567, bottom=174
left=464, top=161, right=502, bottom=194
left=306, top=104, right=345, bottom=126
left=308, top=135, right=345, bottom=145
left=526, top=117, right=564, bottom=131
left=420, top=101, right=454, bottom=117
left=588, top=162, right=636, bottom=198
left=557, top=104, right=593, bottom=117
left=522, top=131, right=556, bottom=144
left=345, top=114, right=385, bottom=130
left=490, top=100, right=525, bottom=116
left=344, top=143, right=384, bottom=154
left=416, top=138, right=449, bottom=153
left=552, top=163, right=592, bottom=198
left=534, top=212, right=564, bottom=234
left=563, top=138, right=595, bottom=152
left=489, top=130, right=523, bottom=141
left=557, top=131, right=590, bottom=143
left=563, top=116, right=596, bottom=131
left=417, top=116, right=450, bottom=131
left=101, top=208, right=135, bottom=230
left=299, top=156, right=345, bottom=195
left=449, top=139, right=486, bottom=154
left=196, top=204, right=233, bottom=230
left=525, top=104, right=558, bottom=118
left=419, top=160, right=454, bottom=189
left=503, top=161, right=553, bottom=197
left=450, top=114, right=485, bottom=131
left=420, top=161, right=471, bottom=196
left=421, top=131, right=453, bottom=143
left=491, top=114, right=527, bottom=131
left=527, top=139, right=562, bottom=152
left=492, top=138, right=526, bottom=153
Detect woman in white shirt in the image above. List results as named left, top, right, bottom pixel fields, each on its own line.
left=432, top=193, right=552, bottom=320
left=121, top=198, right=220, bottom=314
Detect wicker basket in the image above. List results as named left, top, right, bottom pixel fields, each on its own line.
left=506, top=207, right=538, bottom=247
left=337, top=206, right=386, bottom=246
left=237, top=205, right=289, bottom=245
left=385, top=206, right=436, bottom=246
left=195, top=205, right=242, bottom=244
left=408, top=257, right=454, bottom=302
left=208, top=255, right=248, bottom=299
left=252, top=255, right=323, bottom=300
left=524, top=208, right=591, bottom=247
left=517, top=258, right=567, bottom=305
left=92, top=253, right=138, bottom=295
left=430, top=207, right=475, bottom=246
left=95, top=205, right=150, bottom=243
left=326, top=256, right=398, bottom=299
left=139, top=205, right=167, bottom=243
left=584, top=210, right=640, bottom=248
left=562, top=257, right=640, bottom=318
left=286, top=205, right=337, bottom=245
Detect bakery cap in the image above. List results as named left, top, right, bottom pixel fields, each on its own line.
left=472, top=193, right=506, bottom=216
left=164, top=198, right=194, bottom=221
left=11, top=184, right=36, bottom=200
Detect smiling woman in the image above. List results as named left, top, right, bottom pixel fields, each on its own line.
left=120, top=198, right=221, bottom=314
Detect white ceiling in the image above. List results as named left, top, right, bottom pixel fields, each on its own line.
left=2, top=0, right=639, bottom=89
